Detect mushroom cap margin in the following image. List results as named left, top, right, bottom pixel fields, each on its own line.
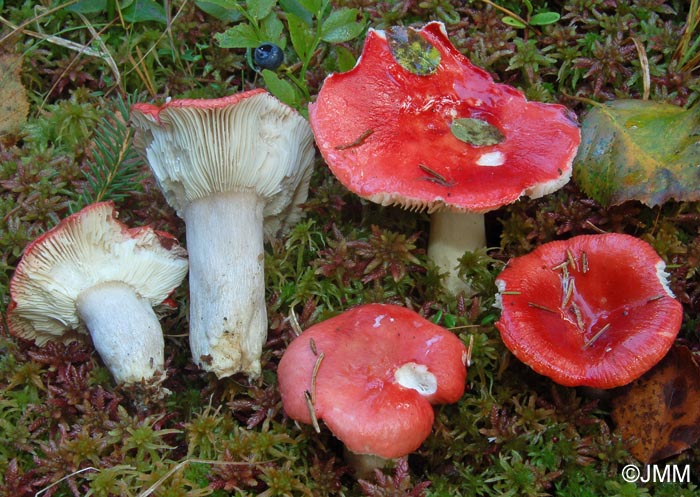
left=131, top=90, right=316, bottom=238
left=494, top=233, right=683, bottom=388
left=8, top=202, right=189, bottom=344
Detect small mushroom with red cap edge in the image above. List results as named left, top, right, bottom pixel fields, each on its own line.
left=309, top=21, right=580, bottom=293
left=7, top=202, right=189, bottom=385
left=494, top=233, right=683, bottom=389
left=277, top=303, right=467, bottom=477
left=131, top=90, right=315, bottom=379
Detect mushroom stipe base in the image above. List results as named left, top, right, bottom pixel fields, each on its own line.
left=185, top=191, right=267, bottom=379
left=77, top=281, right=165, bottom=385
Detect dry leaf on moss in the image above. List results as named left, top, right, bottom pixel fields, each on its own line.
left=611, top=345, right=700, bottom=464
left=0, top=53, right=29, bottom=136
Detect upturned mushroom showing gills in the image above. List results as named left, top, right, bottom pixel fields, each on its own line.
left=309, top=21, right=580, bottom=293
left=131, top=90, right=315, bottom=378
left=277, top=303, right=467, bottom=475
left=7, top=202, right=189, bottom=385
left=494, top=233, right=683, bottom=389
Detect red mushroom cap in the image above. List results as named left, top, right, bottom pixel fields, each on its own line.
left=309, top=21, right=580, bottom=213
left=495, top=233, right=683, bottom=389
left=278, top=303, right=467, bottom=458
left=131, top=88, right=268, bottom=122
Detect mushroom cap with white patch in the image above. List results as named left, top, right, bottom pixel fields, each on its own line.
left=277, top=303, right=468, bottom=459
left=8, top=202, right=189, bottom=344
left=309, top=22, right=580, bottom=214
left=131, top=89, right=315, bottom=238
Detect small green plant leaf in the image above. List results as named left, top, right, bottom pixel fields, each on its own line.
left=387, top=26, right=441, bottom=75
left=297, top=0, right=322, bottom=16
left=67, top=0, right=107, bottom=13
left=195, top=0, right=242, bottom=22
left=502, top=16, right=527, bottom=28
left=529, top=12, right=560, bottom=26
left=261, top=69, right=298, bottom=108
left=335, top=45, right=357, bottom=72
left=215, top=23, right=261, bottom=48
left=260, top=13, right=286, bottom=48
left=574, top=99, right=700, bottom=207
left=287, top=13, right=316, bottom=62
left=451, top=118, right=505, bottom=147
left=247, top=0, right=276, bottom=21
left=279, top=0, right=313, bottom=26
left=121, top=0, right=167, bottom=23
left=70, top=95, right=145, bottom=211
left=320, top=8, right=364, bottom=44
left=443, top=313, right=457, bottom=328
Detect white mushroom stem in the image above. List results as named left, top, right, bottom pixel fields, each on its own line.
left=343, top=447, right=392, bottom=480
left=427, top=210, right=486, bottom=294
left=184, top=190, right=266, bottom=378
left=76, top=281, right=164, bottom=385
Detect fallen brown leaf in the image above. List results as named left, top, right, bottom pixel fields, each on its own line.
left=611, top=345, right=700, bottom=463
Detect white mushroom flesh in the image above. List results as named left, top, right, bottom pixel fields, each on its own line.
left=394, top=362, right=438, bottom=396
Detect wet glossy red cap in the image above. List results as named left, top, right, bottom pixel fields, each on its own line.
left=309, top=22, right=580, bottom=213
left=495, top=233, right=683, bottom=388
left=277, top=303, right=467, bottom=458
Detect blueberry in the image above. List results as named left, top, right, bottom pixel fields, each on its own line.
left=253, top=43, right=284, bottom=70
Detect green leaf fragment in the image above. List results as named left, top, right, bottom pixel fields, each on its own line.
left=387, top=26, right=441, bottom=76
left=279, top=0, right=313, bottom=26
left=334, top=45, right=357, bottom=72
left=287, top=13, right=315, bottom=61
left=194, top=0, right=242, bottom=22
left=501, top=16, right=527, bottom=28
left=247, top=0, right=276, bottom=21
left=297, top=0, right=322, bottom=16
left=260, top=13, right=286, bottom=48
left=573, top=99, right=700, bottom=207
left=451, top=118, right=505, bottom=147
left=215, top=23, right=261, bottom=48
left=261, top=69, right=299, bottom=108
left=67, top=0, right=108, bottom=14
left=122, top=0, right=167, bottom=24
left=529, top=12, right=561, bottom=26
left=320, top=8, right=364, bottom=44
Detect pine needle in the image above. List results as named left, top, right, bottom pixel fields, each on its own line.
left=70, top=94, right=146, bottom=212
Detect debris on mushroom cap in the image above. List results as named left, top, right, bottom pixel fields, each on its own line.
left=131, top=89, right=315, bottom=238
left=7, top=201, right=189, bottom=344
left=278, top=303, right=467, bottom=459
left=494, top=233, right=683, bottom=389
left=309, top=21, right=580, bottom=214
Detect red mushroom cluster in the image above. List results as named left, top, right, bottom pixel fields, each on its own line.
left=6, top=23, right=692, bottom=483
